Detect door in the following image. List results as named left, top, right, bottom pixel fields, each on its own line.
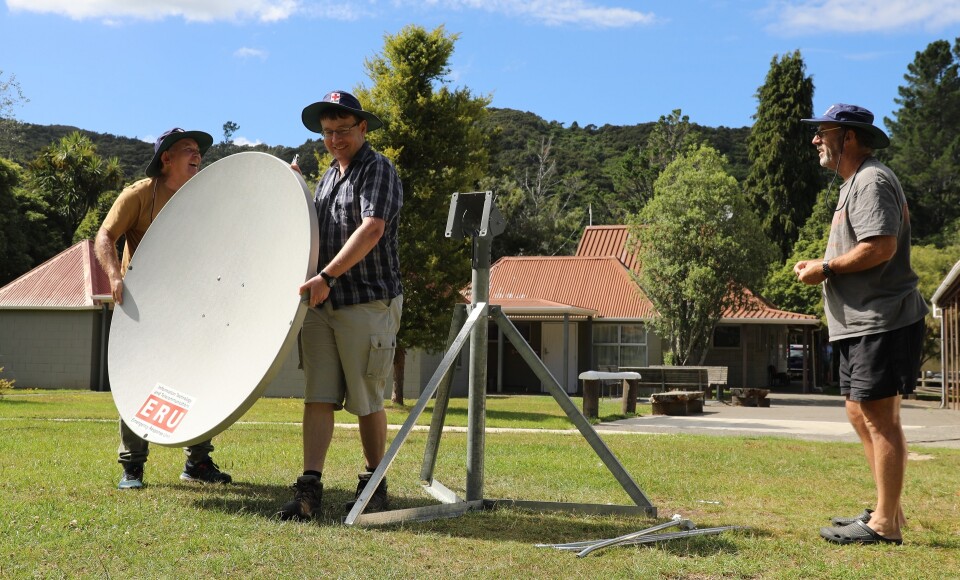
left=541, top=322, right=578, bottom=393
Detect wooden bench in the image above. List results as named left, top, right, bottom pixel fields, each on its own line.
left=705, top=366, right=728, bottom=399
left=631, top=366, right=709, bottom=396
left=730, top=387, right=770, bottom=407
left=650, top=390, right=704, bottom=415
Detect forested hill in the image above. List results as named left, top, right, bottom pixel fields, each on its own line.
left=6, top=108, right=751, bottom=193
left=483, top=108, right=751, bottom=187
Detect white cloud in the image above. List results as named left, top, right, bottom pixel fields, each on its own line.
left=234, top=47, right=269, bottom=60
left=6, top=0, right=650, bottom=26
left=767, top=0, right=960, bottom=34
left=6, top=0, right=301, bottom=23
left=410, top=0, right=656, bottom=28
left=234, top=136, right=263, bottom=146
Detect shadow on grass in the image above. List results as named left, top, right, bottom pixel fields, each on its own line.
left=185, top=481, right=761, bottom=550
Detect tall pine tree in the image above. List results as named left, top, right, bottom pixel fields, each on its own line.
left=355, top=25, right=491, bottom=403
left=884, top=37, right=960, bottom=243
left=744, top=50, right=822, bottom=261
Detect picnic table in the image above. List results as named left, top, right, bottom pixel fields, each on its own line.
left=578, top=371, right=641, bottom=419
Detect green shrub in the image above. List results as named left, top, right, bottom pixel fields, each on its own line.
left=0, top=366, right=14, bottom=398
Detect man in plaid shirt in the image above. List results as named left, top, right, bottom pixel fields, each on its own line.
left=278, top=91, right=403, bottom=521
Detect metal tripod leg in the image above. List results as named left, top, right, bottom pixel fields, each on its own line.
left=492, top=308, right=655, bottom=513
left=421, top=303, right=469, bottom=486
left=343, top=303, right=487, bottom=526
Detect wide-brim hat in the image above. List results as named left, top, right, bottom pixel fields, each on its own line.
left=302, top=90, right=383, bottom=134
left=801, top=103, right=889, bottom=149
left=145, top=128, right=214, bottom=177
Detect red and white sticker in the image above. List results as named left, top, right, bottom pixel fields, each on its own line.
left=132, top=383, right=194, bottom=439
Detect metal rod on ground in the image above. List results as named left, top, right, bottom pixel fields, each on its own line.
left=575, top=515, right=694, bottom=557
left=537, top=514, right=687, bottom=549
left=578, top=526, right=748, bottom=557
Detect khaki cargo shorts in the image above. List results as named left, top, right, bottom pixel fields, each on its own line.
left=301, top=295, right=402, bottom=416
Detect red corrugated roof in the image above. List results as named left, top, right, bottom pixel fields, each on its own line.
left=0, top=240, right=111, bottom=310
left=575, top=225, right=641, bottom=271
left=474, top=256, right=656, bottom=319
left=472, top=225, right=818, bottom=324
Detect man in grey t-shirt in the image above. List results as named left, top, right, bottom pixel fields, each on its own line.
left=794, top=104, right=927, bottom=546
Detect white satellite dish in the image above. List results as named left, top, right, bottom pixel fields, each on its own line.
left=109, top=151, right=318, bottom=447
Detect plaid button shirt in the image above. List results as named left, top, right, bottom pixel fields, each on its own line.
left=314, top=142, right=403, bottom=308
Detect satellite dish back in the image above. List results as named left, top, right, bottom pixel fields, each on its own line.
left=109, top=151, right=318, bottom=447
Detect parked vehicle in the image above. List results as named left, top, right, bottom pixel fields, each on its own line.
left=788, top=345, right=804, bottom=379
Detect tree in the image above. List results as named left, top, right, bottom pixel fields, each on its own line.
left=761, top=187, right=835, bottom=318
left=221, top=121, right=239, bottom=145
left=0, top=157, right=32, bottom=285
left=25, top=132, right=123, bottom=247
left=630, top=145, right=776, bottom=365
left=494, top=135, right=588, bottom=257
left=0, top=70, right=29, bottom=158
left=744, top=50, right=823, bottom=261
left=912, top=243, right=960, bottom=366
left=604, top=109, right=701, bottom=220
left=73, top=188, right=121, bottom=243
left=884, top=37, right=960, bottom=242
left=355, top=25, right=491, bottom=404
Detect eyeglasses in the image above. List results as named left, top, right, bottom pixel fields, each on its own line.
left=172, top=146, right=201, bottom=156
left=814, top=127, right=843, bottom=140
left=320, top=121, right=361, bottom=139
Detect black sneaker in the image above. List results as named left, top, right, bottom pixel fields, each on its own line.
left=118, top=464, right=144, bottom=490
left=345, top=472, right=388, bottom=513
left=277, top=475, right=323, bottom=521
left=180, top=457, right=233, bottom=484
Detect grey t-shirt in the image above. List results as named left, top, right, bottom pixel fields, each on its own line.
left=823, top=157, right=928, bottom=341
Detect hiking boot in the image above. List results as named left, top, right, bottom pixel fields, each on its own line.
left=118, top=464, right=144, bottom=490
left=277, top=475, right=323, bottom=521
left=345, top=472, right=388, bottom=513
left=180, top=457, right=233, bottom=484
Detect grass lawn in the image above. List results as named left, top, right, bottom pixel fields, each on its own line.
left=1, top=390, right=959, bottom=579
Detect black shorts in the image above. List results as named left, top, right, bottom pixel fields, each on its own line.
left=836, top=318, right=925, bottom=402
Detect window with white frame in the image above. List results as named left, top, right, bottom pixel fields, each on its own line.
left=592, top=323, right=647, bottom=369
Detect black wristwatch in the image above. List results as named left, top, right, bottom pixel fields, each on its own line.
left=822, top=261, right=835, bottom=279
left=320, top=270, right=338, bottom=288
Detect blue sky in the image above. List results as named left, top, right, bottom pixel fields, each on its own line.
left=2, top=1, right=958, bottom=147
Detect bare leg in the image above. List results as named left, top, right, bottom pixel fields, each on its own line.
left=846, top=398, right=907, bottom=528
left=303, top=402, right=336, bottom=473
left=357, top=409, right=387, bottom=469
left=858, top=396, right=907, bottom=539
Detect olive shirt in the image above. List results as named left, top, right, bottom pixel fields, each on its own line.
left=822, top=157, right=928, bottom=341
left=101, top=177, right=175, bottom=275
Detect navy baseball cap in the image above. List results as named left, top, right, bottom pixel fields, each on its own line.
left=801, top=103, right=889, bottom=149
left=302, top=90, right=383, bottom=134
left=145, top=127, right=213, bottom=177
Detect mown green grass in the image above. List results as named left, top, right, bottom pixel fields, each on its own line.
left=1, top=390, right=959, bottom=579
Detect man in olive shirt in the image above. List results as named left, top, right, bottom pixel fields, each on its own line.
left=95, top=127, right=233, bottom=490
left=794, top=104, right=927, bottom=545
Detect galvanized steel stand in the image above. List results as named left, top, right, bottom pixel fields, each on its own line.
left=344, top=192, right=656, bottom=526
